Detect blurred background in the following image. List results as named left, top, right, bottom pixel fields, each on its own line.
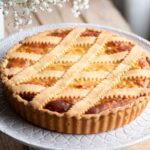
left=1, top=0, right=150, bottom=40
left=114, top=0, right=150, bottom=40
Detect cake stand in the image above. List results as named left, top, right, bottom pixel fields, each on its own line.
left=1, top=23, right=150, bottom=150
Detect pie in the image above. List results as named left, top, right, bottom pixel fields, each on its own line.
left=0, top=27, right=150, bottom=134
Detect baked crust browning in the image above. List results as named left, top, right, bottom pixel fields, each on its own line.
left=1, top=27, right=150, bottom=134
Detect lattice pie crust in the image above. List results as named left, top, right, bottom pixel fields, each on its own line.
left=0, top=27, right=150, bottom=134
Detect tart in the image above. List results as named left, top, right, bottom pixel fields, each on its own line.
left=0, top=27, right=150, bottom=134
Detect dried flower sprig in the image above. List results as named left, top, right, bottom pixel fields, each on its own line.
left=0, top=0, right=89, bottom=28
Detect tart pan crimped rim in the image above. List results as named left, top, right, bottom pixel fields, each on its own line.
left=4, top=83, right=149, bottom=134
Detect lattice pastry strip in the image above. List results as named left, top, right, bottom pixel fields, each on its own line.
left=3, top=68, right=23, bottom=77
left=0, top=33, right=59, bottom=78
left=51, top=87, right=150, bottom=100
left=8, top=52, right=42, bottom=61
left=32, top=69, right=150, bottom=83
left=23, top=29, right=65, bottom=45
left=7, top=44, right=23, bottom=54
left=73, top=36, right=96, bottom=46
left=3, top=35, right=133, bottom=78
left=9, top=37, right=146, bottom=107
left=106, top=36, right=133, bottom=43
left=17, top=33, right=137, bottom=105
left=8, top=28, right=85, bottom=85
left=78, top=69, right=150, bottom=81
left=1, top=29, right=145, bottom=108
left=2, top=51, right=129, bottom=78
left=24, top=36, right=62, bottom=45
left=33, top=70, right=108, bottom=81
left=124, top=69, right=150, bottom=79
left=56, top=88, right=89, bottom=99
left=14, top=84, right=45, bottom=94
left=60, top=69, right=150, bottom=98
left=52, top=68, right=150, bottom=100
left=66, top=45, right=143, bottom=117
left=3, top=51, right=47, bottom=77
left=8, top=50, right=130, bottom=83
left=17, top=34, right=134, bottom=98
left=15, top=67, right=150, bottom=100
left=0, top=44, right=22, bottom=75
left=30, top=32, right=112, bottom=108
left=54, top=51, right=128, bottom=64
left=102, top=88, right=150, bottom=99
left=3, top=37, right=62, bottom=76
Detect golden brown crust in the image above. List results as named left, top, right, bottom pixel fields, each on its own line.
left=5, top=87, right=148, bottom=134
left=0, top=27, right=150, bottom=134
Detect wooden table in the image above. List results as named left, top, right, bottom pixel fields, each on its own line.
left=0, top=0, right=150, bottom=150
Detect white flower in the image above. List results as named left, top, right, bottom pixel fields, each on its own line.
left=1, top=0, right=90, bottom=28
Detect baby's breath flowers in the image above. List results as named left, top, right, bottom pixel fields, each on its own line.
left=0, top=0, right=89, bottom=28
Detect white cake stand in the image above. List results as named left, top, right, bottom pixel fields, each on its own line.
left=1, top=23, right=150, bottom=150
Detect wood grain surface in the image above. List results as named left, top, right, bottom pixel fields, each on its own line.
left=0, top=0, right=150, bottom=150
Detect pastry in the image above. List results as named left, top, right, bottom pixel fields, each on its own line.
left=1, top=27, right=150, bottom=134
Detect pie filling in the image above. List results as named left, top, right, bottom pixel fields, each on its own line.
left=138, top=58, right=150, bottom=69
left=17, top=43, right=54, bottom=54
left=85, top=98, right=139, bottom=114
left=117, top=79, right=150, bottom=88
left=81, top=29, right=100, bottom=37
left=105, top=41, right=134, bottom=54
left=47, top=29, right=71, bottom=37
left=19, top=93, right=36, bottom=101
left=7, top=58, right=33, bottom=68
left=84, top=63, right=117, bottom=72
left=22, top=78, right=56, bottom=87
left=44, top=97, right=141, bottom=114
left=43, top=78, right=150, bottom=114
left=71, top=80, right=98, bottom=89
left=43, top=63, right=72, bottom=71
left=65, top=46, right=90, bottom=55
left=45, top=100, right=74, bottom=113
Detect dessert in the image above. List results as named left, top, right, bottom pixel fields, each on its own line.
left=0, top=27, right=150, bottom=134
